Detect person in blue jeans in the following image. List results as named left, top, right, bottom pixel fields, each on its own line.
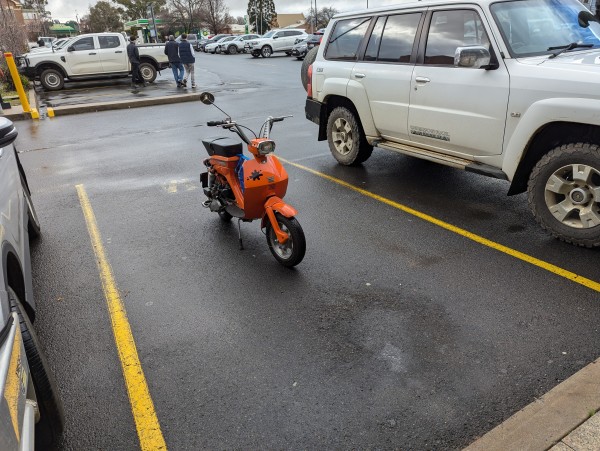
left=164, top=35, right=184, bottom=87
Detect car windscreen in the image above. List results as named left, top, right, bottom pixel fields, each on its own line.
left=491, top=0, right=600, bottom=57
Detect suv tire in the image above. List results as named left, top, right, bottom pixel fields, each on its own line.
left=301, top=47, right=319, bottom=92
left=527, top=142, right=600, bottom=247
left=261, top=46, right=273, bottom=58
left=228, top=45, right=237, bottom=55
left=326, top=107, right=373, bottom=166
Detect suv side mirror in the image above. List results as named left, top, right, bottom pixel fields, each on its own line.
left=67, top=45, right=74, bottom=52
left=273, top=35, right=279, bottom=39
left=454, top=46, right=496, bottom=69
left=0, top=118, right=18, bottom=148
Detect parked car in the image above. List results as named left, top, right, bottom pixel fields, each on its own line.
left=246, top=29, right=307, bottom=57
left=219, top=34, right=261, bottom=54
left=176, top=33, right=201, bottom=50
left=305, top=29, right=326, bottom=51
left=205, top=36, right=236, bottom=54
left=196, top=38, right=209, bottom=51
left=304, top=0, right=600, bottom=247
left=17, top=32, right=169, bottom=90
left=291, top=37, right=308, bottom=59
left=0, top=117, right=64, bottom=449
left=29, top=37, right=71, bottom=54
left=201, top=34, right=233, bottom=52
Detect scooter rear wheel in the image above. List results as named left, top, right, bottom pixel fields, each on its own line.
left=266, top=213, right=306, bottom=267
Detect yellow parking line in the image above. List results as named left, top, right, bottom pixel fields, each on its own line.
left=76, top=185, right=167, bottom=450
left=280, top=158, right=600, bottom=293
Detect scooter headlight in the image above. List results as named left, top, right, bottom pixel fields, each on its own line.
left=258, top=140, right=276, bottom=155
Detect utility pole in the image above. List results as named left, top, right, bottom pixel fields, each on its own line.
left=314, top=0, right=317, bottom=30
left=147, top=3, right=159, bottom=43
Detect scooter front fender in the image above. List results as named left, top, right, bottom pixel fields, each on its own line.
left=262, top=197, right=298, bottom=244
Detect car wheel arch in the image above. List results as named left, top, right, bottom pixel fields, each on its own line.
left=35, top=62, right=66, bottom=78
left=2, top=246, right=35, bottom=321
left=507, top=122, right=600, bottom=195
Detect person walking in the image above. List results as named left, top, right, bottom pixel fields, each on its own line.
left=178, top=33, right=196, bottom=89
left=127, top=36, right=146, bottom=89
left=164, top=35, right=184, bottom=87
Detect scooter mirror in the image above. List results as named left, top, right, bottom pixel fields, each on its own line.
left=200, top=92, right=215, bottom=105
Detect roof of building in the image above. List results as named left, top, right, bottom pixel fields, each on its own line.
left=274, top=13, right=306, bottom=28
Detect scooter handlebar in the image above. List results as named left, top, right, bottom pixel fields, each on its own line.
left=207, top=120, right=227, bottom=126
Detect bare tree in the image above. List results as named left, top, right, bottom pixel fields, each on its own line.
left=199, top=0, right=229, bottom=34
left=0, top=6, right=28, bottom=55
left=168, top=0, right=205, bottom=32
left=306, top=6, right=338, bottom=30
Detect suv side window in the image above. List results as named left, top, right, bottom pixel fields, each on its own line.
left=71, top=37, right=95, bottom=51
left=424, top=10, right=491, bottom=65
left=365, top=13, right=421, bottom=62
left=98, top=36, right=120, bottom=49
left=325, top=17, right=371, bottom=60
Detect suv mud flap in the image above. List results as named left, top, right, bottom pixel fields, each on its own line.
left=305, top=98, right=327, bottom=141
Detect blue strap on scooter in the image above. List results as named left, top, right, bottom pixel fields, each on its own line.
left=236, top=154, right=250, bottom=193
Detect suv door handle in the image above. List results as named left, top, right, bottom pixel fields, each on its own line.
left=354, top=73, right=366, bottom=79
left=89, top=52, right=97, bottom=55
left=415, top=76, right=430, bottom=83
left=115, top=50, right=123, bottom=53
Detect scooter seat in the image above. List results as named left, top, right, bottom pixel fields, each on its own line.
left=202, top=136, right=243, bottom=158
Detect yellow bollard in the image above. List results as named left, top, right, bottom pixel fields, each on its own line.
left=3, top=52, right=39, bottom=119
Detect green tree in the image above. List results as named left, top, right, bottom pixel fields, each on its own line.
left=247, top=0, right=276, bottom=35
left=113, top=0, right=166, bottom=21
left=88, top=1, right=122, bottom=32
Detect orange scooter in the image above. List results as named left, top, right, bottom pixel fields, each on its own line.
left=199, top=92, right=306, bottom=267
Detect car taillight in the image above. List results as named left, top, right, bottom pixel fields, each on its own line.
left=319, top=36, right=323, bottom=44
left=307, top=64, right=313, bottom=97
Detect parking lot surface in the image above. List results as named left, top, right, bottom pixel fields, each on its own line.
left=14, top=53, right=600, bottom=449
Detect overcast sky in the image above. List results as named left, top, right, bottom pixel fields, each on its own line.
left=47, top=0, right=401, bottom=22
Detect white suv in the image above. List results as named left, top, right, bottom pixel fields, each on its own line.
left=219, top=34, right=261, bottom=54
left=305, top=0, right=600, bottom=247
left=247, top=29, right=307, bottom=58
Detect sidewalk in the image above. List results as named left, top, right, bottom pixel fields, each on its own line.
left=465, top=357, right=600, bottom=450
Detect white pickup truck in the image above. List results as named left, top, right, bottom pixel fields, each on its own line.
left=17, top=33, right=169, bottom=90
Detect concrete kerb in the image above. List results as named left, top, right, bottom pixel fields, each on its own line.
left=2, top=90, right=204, bottom=120
left=48, top=91, right=204, bottom=117
left=464, top=357, right=600, bottom=451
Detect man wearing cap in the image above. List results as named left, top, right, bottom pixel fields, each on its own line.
left=127, top=36, right=146, bottom=89
left=164, top=35, right=184, bottom=87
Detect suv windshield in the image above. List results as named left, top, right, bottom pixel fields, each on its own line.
left=491, top=0, right=600, bottom=57
left=262, top=30, right=276, bottom=38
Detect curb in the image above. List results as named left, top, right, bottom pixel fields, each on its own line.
left=50, top=92, right=204, bottom=117
left=2, top=91, right=203, bottom=120
left=464, top=357, right=600, bottom=451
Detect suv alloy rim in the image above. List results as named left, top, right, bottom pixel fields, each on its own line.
left=331, top=117, right=354, bottom=156
left=45, top=72, right=60, bottom=88
left=544, top=163, right=600, bottom=228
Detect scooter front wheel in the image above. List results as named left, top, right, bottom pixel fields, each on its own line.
left=266, top=213, right=306, bottom=267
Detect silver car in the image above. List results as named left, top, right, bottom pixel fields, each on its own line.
left=0, top=117, right=63, bottom=450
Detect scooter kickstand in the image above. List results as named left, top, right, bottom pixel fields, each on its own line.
left=237, top=219, right=244, bottom=250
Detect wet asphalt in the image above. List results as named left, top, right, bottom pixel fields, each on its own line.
left=13, top=52, right=600, bottom=450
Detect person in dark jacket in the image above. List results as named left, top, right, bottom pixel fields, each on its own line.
left=127, top=36, right=146, bottom=89
left=178, top=33, right=196, bottom=88
left=164, top=35, right=184, bottom=87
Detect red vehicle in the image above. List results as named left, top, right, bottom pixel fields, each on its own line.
left=199, top=92, right=306, bottom=267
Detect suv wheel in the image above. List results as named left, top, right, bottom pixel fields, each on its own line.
left=527, top=142, right=600, bottom=247
left=326, top=107, right=373, bottom=166
left=261, top=46, right=272, bottom=58
left=228, top=45, right=237, bottom=55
